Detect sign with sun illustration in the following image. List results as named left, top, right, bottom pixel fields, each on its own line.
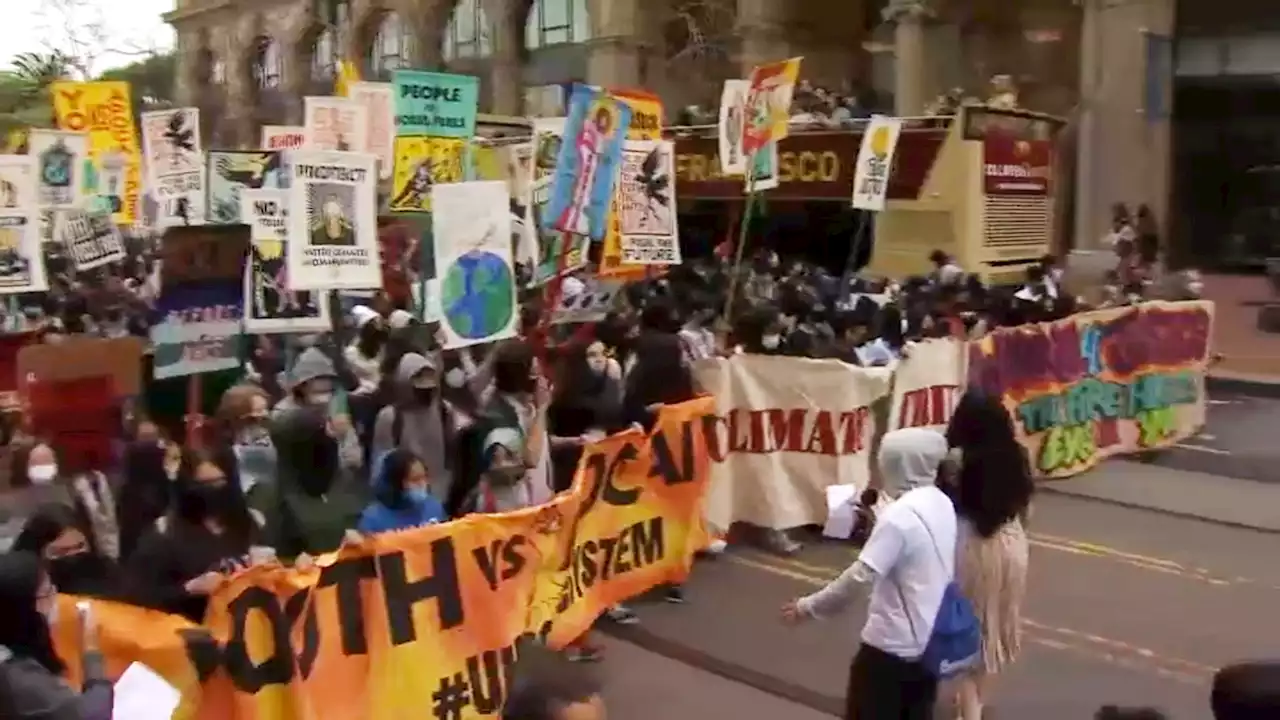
left=851, top=116, right=904, bottom=212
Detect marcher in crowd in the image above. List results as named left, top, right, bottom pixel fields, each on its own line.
left=273, top=346, right=363, bottom=473
left=357, top=448, right=446, bottom=534
left=0, top=551, right=114, bottom=720
left=370, top=352, right=454, bottom=502
left=468, top=341, right=554, bottom=514
left=217, top=384, right=278, bottom=505
left=345, top=305, right=387, bottom=396
left=782, top=427, right=954, bottom=720
left=547, top=339, right=624, bottom=494
left=945, top=391, right=1034, bottom=720
left=501, top=643, right=606, bottom=720
left=115, top=436, right=173, bottom=561
left=12, top=503, right=119, bottom=598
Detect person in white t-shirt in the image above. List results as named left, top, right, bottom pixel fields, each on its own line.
left=782, top=427, right=955, bottom=720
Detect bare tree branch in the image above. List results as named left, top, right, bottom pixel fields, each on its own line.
left=36, top=0, right=166, bottom=78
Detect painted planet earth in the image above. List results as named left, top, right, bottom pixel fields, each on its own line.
left=442, top=250, right=515, bottom=339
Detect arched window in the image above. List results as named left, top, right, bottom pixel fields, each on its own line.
left=253, top=37, right=282, bottom=89
left=312, top=27, right=337, bottom=80
left=211, top=57, right=226, bottom=84
left=443, top=0, right=491, bottom=60
left=370, top=11, right=412, bottom=76
left=525, top=0, right=590, bottom=50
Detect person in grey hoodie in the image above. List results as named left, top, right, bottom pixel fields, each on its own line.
left=273, top=346, right=363, bottom=473
left=0, top=551, right=113, bottom=720
left=370, top=353, right=454, bottom=502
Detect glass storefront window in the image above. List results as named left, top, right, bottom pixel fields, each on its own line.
left=443, top=0, right=492, bottom=60
left=525, top=0, right=590, bottom=49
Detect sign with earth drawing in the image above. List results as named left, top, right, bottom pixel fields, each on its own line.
left=431, top=180, right=517, bottom=349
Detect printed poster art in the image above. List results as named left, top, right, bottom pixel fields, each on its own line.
left=850, top=115, right=903, bottom=212
left=742, top=57, right=803, bottom=156
left=0, top=155, right=48, bottom=294
left=717, top=79, right=749, bottom=177
left=528, top=118, right=587, bottom=285
left=261, top=125, right=305, bottom=151
left=140, top=107, right=207, bottom=226
left=286, top=150, right=380, bottom=291
left=206, top=151, right=282, bottom=223
left=26, top=130, right=91, bottom=210
left=431, top=180, right=517, bottom=349
left=239, top=188, right=328, bottom=334
left=966, top=301, right=1215, bottom=478
left=151, top=225, right=250, bottom=380
left=50, top=80, right=143, bottom=224
left=617, top=139, right=680, bottom=265
left=389, top=135, right=465, bottom=213
left=349, top=82, right=396, bottom=179
left=303, top=96, right=369, bottom=152
left=598, top=89, right=664, bottom=279
left=391, top=69, right=481, bottom=138
left=544, top=84, right=633, bottom=241
left=54, top=209, right=126, bottom=271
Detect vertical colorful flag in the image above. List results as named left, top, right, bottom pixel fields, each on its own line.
left=50, top=81, right=144, bottom=225
left=335, top=59, right=361, bottom=98
left=544, top=84, right=633, bottom=242
left=742, top=57, right=803, bottom=156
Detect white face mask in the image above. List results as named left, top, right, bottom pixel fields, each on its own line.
left=444, top=367, right=466, bottom=389
left=28, top=464, right=58, bottom=485
left=307, top=391, right=334, bottom=407
left=761, top=334, right=781, bottom=350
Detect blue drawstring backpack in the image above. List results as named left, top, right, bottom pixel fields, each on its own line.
left=893, top=506, right=981, bottom=679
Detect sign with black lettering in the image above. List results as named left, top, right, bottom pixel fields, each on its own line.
left=392, top=70, right=480, bottom=139
left=673, top=131, right=859, bottom=200
left=54, top=208, right=126, bottom=270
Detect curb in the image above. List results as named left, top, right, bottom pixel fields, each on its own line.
left=1038, top=483, right=1280, bottom=536
left=1207, top=374, right=1280, bottom=399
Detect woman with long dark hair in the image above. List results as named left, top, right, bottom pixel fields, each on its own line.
left=12, top=503, right=121, bottom=598
left=548, top=339, right=625, bottom=493
left=944, top=391, right=1034, bottom=720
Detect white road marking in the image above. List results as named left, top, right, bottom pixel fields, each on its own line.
left=1173, top=443, right=1231, bottom=455
left=1208, top=400, right=1236, bottom=406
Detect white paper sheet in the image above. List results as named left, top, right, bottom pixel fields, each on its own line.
left=823, top=484, right=862, bottom=540
left=112, top=662, right=180, bottom=720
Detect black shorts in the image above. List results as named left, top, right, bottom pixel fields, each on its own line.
left=845, top=643, right=939, bottom=720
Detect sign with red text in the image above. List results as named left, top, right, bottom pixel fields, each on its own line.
left=889, top=338, right=965, bottom=432
left=693, top=354, right=892, bottom=530
left=983, top=136, right=1052, bottom=195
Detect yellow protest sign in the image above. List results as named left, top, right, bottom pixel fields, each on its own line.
left=390, top=136, right=465, bottom=213
left=600, top=90, right=665, bottom=279
left=50, top=81, right=142, bottom=225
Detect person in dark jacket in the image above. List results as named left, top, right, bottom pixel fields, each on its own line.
left=125, top=448, right=261, bottom=622
left=254, top=406, right=369, bottom=562
left=0, top=551, right=113, bottom=720
left=623, top=333, right=697, bottom=431
left=114, top=439, right=173, bottom=562
left=548, top=339, right=625, bottom=493
left=12, top=504, right=121, bottom=598
left=357, top=448, right=446, bottom=534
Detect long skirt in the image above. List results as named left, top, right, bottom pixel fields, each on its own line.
left=956, top=517, right=1029, bottom=676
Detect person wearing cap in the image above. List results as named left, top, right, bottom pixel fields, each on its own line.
left=344, top=305, right=387, bottom=396
left=273, top=346, right=364, bottom=473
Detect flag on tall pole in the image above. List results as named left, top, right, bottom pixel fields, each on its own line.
left=335, top=60, right=360, bottom=98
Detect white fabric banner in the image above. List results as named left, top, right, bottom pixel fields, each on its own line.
left=889, top=339, right=966, bottom=432
left=850, top=115, right=903, bottom=211
left=694, top=354, right=893, bottom=530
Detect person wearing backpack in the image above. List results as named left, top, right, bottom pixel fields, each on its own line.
left=781, top=427, right=979, bottom=720
left=370, top=353, right=454, bottom=504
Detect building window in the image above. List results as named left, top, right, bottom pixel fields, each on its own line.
left=370, top=11, right=412, bottom=76
left=312, top=27, right=337, bottom=80
left=253, top=37, right=282, bottom=89
left=525, top=0, right=590, bottom=50
left=211, top=57, right=226, bottom=84
left=443, top=0, right=491, bottom=60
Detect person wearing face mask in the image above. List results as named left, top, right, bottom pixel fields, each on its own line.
left=0, top=551, right=114, bottom=720
left=273, top=346, right=364, bottom=473
left=114, top=437, right=173, bottom=562
left=125, top=449, right=266, bottom=622
left=12, top=503, right=121, bottom=598
left=10, top=443, right=120, bottom=563
left=344, top=305, right=387, bottom=396
left=371, top=352, right=456, bottom=501
left=217, top=385, right=278, bottom=505
left=548, top=340, right=625, bottom=494
left=254, top=407, right=369, bottom=562
left=357, top=448, right=446, bottom=534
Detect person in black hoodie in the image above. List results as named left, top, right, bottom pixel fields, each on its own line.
left=124, top=447, right=259, bottom=622
left=114, top=439, right=173, bottom=562
left=548, top=338, right=626, bottom=494
left=12, top=503, right=121, bottom=598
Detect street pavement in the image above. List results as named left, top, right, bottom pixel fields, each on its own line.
left=1140, top=387, right=1280, bottom=483
left=593, top=477, right=1280, bottom=719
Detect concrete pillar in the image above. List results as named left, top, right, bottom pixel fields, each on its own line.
left=583, top=0, right=648, bottom=89
left=225, top=18, right=259, bottom=148
left=1073, top=0, right=1174, bottom=250
left=487, top=0, right=526, bottom=114
left=173, top=30, right=203, bottom=108
left=737, top=0, right=789, bottom=73
left=406, top=0, right=449, bottom=69
left=884, top=0, right=934, bottom=115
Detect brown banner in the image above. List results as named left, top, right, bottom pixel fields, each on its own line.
left=674, top=131, right=859, bottom=200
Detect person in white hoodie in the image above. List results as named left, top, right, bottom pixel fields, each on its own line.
left=781, top=427, right=955, bottom=720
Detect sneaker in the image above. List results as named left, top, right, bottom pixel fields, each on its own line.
left=665, top=585, right=686, bottom=604
left=706, top=538, right=728, bottom=555
left=761, top=529, right=802, bottom=556
left=604, top=604, right=640, bottom=625
left=565, top=643, right=604, bottom=662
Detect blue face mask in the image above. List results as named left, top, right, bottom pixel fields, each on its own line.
left=405, top=487, right=430, bottom=504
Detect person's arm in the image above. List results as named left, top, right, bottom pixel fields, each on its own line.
left=337, top=424, right=363, bottom=471
left=796, top=515, right=903, bottom=619
left=74, top=630, right=114, bottom=720
left=122, top=530, right=193, bottom=617
left=370, top=407, right=393, bottom=462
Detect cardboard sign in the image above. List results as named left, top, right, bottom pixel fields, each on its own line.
left=28, top=375, right=117, bottom=474
left=18, top=336, right=144, bottom=398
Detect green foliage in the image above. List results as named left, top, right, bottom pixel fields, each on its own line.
left=0, top=51, right=73, bottom=135
left=97, top=51, right=177, bottom=111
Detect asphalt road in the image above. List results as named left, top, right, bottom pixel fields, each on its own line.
left=1140, top=388, right=1280, bottom=483
left=593, top=486, right=1280, bottom=719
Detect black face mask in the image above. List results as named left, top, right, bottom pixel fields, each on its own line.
left=48, top=552, right=111, bottom=595
left=412, top=386, right=438, bottom=405
left=186, top=482, right=236, bottom=518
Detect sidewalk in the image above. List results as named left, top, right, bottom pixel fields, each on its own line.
left=1203, top=273, right=1280, bottom=390
left=1044, top=460, right=1280, bottom=533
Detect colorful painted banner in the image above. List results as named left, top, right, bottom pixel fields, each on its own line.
left=544, top=84, right=632, bottom=241
left=746, top=139, right=779, bottom=192
left=65, top=397, right=715, bottom=720
left=50, top=80, right=143, bottom=224
left=742, top=57, right=802, bottom=156
left=389, top=136, right=465, bottom=213
left=527, top=118, right=587, bottom=285
left=392, top=70, right=480, bottom=139
left=967, top=301, right=1214, bottom=477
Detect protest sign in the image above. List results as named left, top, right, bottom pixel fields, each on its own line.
left=527, top=118, right=588, bottom=285
left=285, top=150, right=380, bottom=291
left=0, top=331, right=38, bottom=407
left=599, top=89, right=665, bottom=279
left=261, top=125, right=305, bottom=151
left=545, top=84, right=632, bottom=241
left=967, top=301, right=1214, bottom=477
left=17, top=336, right=144, bottom=398
left=50, top=80, right=143, bottom=224
left=150, top=225, right=250, bottom=379
left=240, top=188, right=329, bottom=334
left=850, top=116, right=902, bottom=211
left=349, top=82, right=396, bottom=179
left=889, top=338, right=964, bottom=432
left=432, top=180, right=517, bottom=349
left=693, top=354, right=892, bottom=530
left=207, top=151, right=283, bottom=223
left=742, top=57, right=802, bottom=156
left=27, top=129, right=90, bottom=210
left=141, top=107, right=207, bottom=226
left=550, top=276, right=624, bottom=325
left=303, top=96, right=369, bottom=152
left=55, top=208, right=126, bottom=270
left=26, top=375, right=117, bottom=473
left=0, top=154, right=49, bottom=293
left=389, top=136, right=465, bottom=213
left=392, top=70, right=480, bottom=138
left=717, top=79, right=749, bottom=176
left=616, top=139, right=680, bottom=264
left=68, top=397, right=715, bottom=720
